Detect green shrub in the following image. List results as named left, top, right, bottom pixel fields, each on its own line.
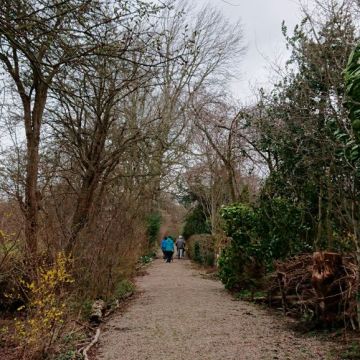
left=146, top=212, right=161, bottom=248
left=140, top=255, right=151, bottom=264
left=342, top=341, right=360, bottom=360
left=194, top=241, right=203, bottom=263
left=182, top=205, right=211, bottom=239
left=114, top=279, right=135, bottom=300
left=218, top=204, right=261, bottom=290
left=204, top=252, right=215, bottom=267
left=218, top=241, right=246, bottom=290
left=235, top=289, right=265, bottom=300
left=218, top=199, right=311, bottom=291
left=55, top=350, right=83, bottom=360
left=186, top=234, right=215, bottom=266
left=139, top=251, right=156, bottom=264
left=55, top=350, right=79, bottom=360
left=256, top=196, right=312, bottom=265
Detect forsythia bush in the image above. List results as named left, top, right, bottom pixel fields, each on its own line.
left=15, top=252, right=74, bottom=357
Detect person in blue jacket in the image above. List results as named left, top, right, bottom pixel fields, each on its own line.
left=164, top=236, right=175, bottom=263
left=160, top=236, right=167, bottom=260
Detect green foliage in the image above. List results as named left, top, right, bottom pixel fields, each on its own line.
left=218, top=245, right=245, bottom=290
left=114, top=280, right=135, bottom=300
left=146, top=212, right=161, bottom=247
left=139, top=251, right=156, bottom=264
left=55, top=350, right=80, bottom=360
left=345, top=44, right=360, bottom=121
left=235, top=289, right=265, bottom=300
left=252, top=8, right=358, bottom=256
left=218, top=204, right=260, bottom=290
left=218, top=199, right=311, bottom=290
left=182, top=205, right=211, bottom=240
left=256, top=196, right=312, bottom=264
left=341, top=341, right=360, bottom=360
left=344, top=43, right=360, bottom=163
left=194, top=241, right=202, bottom=264
left=186, top=234, right=215, bottom=267
left=221, top=204, right=257, bottom=241
left=204, top=252, right=215, bottom=267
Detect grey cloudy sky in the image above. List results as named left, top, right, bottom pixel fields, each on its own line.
left=196, top=0, right=304, bottom=102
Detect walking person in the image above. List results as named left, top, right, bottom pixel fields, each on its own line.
left=176, top=235, right=185, bottom=259
left=160, top=236, right=167, bottom=261
left=164, top=236, right=174, bottom=263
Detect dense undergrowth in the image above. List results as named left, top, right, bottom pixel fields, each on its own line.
left=0, top=201, right=161, bottom=359
left=186, top=234, right=215, bottom=267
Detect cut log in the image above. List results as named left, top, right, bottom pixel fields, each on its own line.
left=312, top=252, right=342, bottom=293
left=90, top=299, right=106, bottom=323
left=311, top=252, right=344, bottom=319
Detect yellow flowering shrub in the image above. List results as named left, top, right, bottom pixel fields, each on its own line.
left=15, top=252, right=74, bottom=356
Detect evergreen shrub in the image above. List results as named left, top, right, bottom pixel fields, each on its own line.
left=146, top=212, right=161, bottom=248
left=187, top=234, right=215, bottom=266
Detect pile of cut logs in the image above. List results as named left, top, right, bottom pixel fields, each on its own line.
left=267, top=252, right=358, bottom=328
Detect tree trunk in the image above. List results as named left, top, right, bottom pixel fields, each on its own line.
left=24, top=137, right=40, bottom=256
left=351, top=191, right=360, bottom=329
left=227, top=164, right=237, bottom=203
left=66, top=171, right=101, bottom=255
left=315, top=181, right=323, bottom=249
left=23, top=83, right=48, bottom=257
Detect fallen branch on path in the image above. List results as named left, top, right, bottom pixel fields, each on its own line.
left=82, top=328, right=100, bottom=360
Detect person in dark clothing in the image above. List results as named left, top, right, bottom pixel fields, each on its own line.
left=163, top=236, right=174, bottom=263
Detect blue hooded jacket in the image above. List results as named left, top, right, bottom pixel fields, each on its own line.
left=161, top=238, right=167, bottom=251
left=164, top=237, right=174, bottom=252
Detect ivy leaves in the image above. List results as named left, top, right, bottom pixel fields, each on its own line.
left=344, top=44, right=360, bottom=162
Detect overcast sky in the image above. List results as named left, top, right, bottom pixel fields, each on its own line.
left=196, top=0, right=304, bottom=103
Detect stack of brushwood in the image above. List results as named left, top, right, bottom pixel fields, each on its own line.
left=267, top=252, right=358, bottom=328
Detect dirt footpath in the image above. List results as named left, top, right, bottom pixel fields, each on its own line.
left=97, top=259, right=335, bottom=360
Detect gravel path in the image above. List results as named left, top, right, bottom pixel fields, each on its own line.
left=97, top=258, right=335, bottom=360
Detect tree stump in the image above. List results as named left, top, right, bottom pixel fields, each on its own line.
left=90, top=299, right=106, bottom=323
left=311, top=252, right=343, bottom=323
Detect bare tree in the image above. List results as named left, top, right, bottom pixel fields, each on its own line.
left=0, top=0, right=163, bottom=257
left=143, top=0, right=245, bottom=201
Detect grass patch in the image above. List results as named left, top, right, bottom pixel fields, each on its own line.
left=114, top=279, right=135, bottom=300
left=339, top=341, right=360, bottom=360
left=139, top=251, right=156, bottom=265
left=235, top=289, right=266, bottom=301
